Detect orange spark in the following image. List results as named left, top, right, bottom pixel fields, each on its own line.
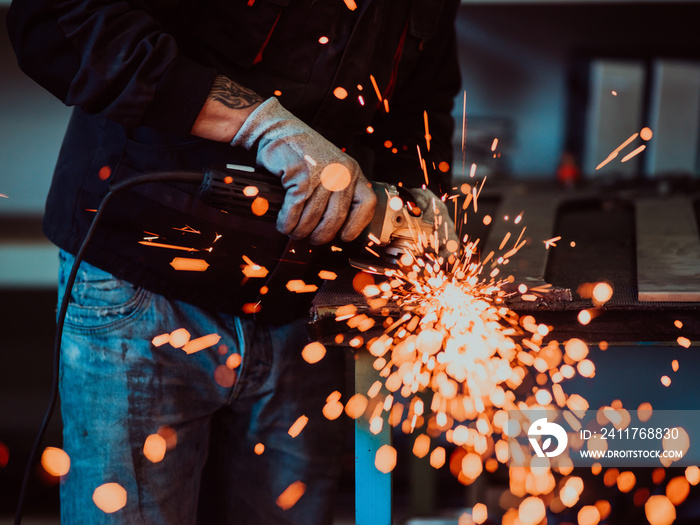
left=288, top=415, right=308, bottom=438
left=388, top=196, right=403, bottom=211
left=243, top=185, right=259, bottom=197
left=685, top=466, right=700, bottom=485
left=41, top=447, right=70, bottom=477
left=423, top=111, right=431, bottom=151
left=472, top=503, right=488, bottom=524
left=320, top=163, right=351, bottom=191
left=375, top=444, right=397, bottom=473
left=617, top=471, right=636, bottom=493
left=578, top=506, right=601, bottom=525
left=242, top=302, right=262, bottom=314
left=318, top=36, right=329, bottom=44
left=214, top=364, right=237, bottom=387
left=302, top=342, right=326, bottom=364
left=345, top=394, right=368, bottom=419
left=645, top=495, right=675, bottom=525
left=151, top=333, right=170, bottom=347
left=98, top=166, right=111, bottom=181
left=596, top=132, right=638, bottom=170
left=226, top=353, right=242, bottom=370
left=169, top=328, right=191, bottom=348
left=254, top=443, right=265, bottom=455
left=445, top=239, right=459, bottom=253
left=640, top=127, right=653, bottom=141
left=369, top=74, right=383, bottom=102
left=621, top=144, right=646, bottom=163
left=343, top=0, right=357, bottom=10
left=242, top=255, right=269, bottom=278
left=519, top=497, right=546, bottom=525
left=251, top=196, right=269, bottom=216
left=416, top=145, right=429, bottom=186
left=592, top=282, right=613, bottom=304
left=276, top=481, right=307, bottom=510
left=143, top=434, right=167, bottom=463
left=323, top=398, right=343, bottom=420
left=286, top=280, right=318, bottom=293
left=139, top=241, right=197, bottom=252
left=429, top=447, right=445, bottom=469
left=498, top=231, right=511, bottom=251
left=182, top=333, right=221, bottom=354
left=413, top=434, right=430, bottom=458
left=0, top=442, right=8, bottom=468
left=169, top=258, right=209, bottom=271
left=543, top=236, right=561, bottom=249
left=348, top=337, right=365, bottom=351
left=172, top=225, right=200, bottom=234
left=677, top=336, right=691, bottom=348
left=652, top=467, right=666, bottom=485
left=666, top=476, right=690, bottom=506
left=157, top=426, right=177, bottom=450
left=93, top=483, right=127, bottom=514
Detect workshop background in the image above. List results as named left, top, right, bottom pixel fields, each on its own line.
left=2, top=1, right=700, bottom=524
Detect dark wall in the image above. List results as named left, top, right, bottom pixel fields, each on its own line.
left=456, top=1, right=700, bottom=177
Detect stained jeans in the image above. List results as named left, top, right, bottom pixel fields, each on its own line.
left=57, top=250, right=345, bottom=524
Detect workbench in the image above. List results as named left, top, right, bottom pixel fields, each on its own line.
left=310, top=177, right=700, bottom=524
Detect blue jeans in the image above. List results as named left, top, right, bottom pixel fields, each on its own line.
left=57, top=250, right=345, bottom=524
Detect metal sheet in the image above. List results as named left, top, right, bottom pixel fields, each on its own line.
left=636, top=197, right=700, bottom=301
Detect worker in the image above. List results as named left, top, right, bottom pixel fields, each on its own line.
left=7, top=0, right=461, bottom=523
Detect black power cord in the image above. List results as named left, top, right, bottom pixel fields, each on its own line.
left=14, top=171, right=205, bottom=525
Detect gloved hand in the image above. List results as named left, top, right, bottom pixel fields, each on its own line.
left=407, top=187, right=461, bottom=259
left=231, top=97, right=377, bottom=245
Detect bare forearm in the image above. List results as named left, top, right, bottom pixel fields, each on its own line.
left=191, top=75, right=263, bottom=142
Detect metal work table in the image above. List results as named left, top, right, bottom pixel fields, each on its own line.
left=311, top=178, right=700, bottom=524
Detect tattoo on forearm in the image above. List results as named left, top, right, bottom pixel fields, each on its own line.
left=209, top=76, right=263, bottom=109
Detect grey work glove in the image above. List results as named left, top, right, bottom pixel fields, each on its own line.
left=407, top=187, right=461, bottom=259
left=232, top=97, right=377, bottom=245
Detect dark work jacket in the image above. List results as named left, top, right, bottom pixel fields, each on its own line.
left=7, top=0, right=461, bottom=321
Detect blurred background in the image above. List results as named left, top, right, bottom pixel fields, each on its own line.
left=2, top=0, right=700, bottom=523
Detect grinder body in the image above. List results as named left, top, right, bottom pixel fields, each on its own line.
left=199, top=164, right=432, bottom=258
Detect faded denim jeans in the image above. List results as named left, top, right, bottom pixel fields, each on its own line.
left=57, top=250, right=345, bottom=524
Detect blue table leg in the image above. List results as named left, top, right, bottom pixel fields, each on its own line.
left=355, top=349, right=392, bottom=525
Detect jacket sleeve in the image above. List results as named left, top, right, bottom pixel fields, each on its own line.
left=6, top=0, right=218, bottom=135
left=366, top=0, right=461, bottom=195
